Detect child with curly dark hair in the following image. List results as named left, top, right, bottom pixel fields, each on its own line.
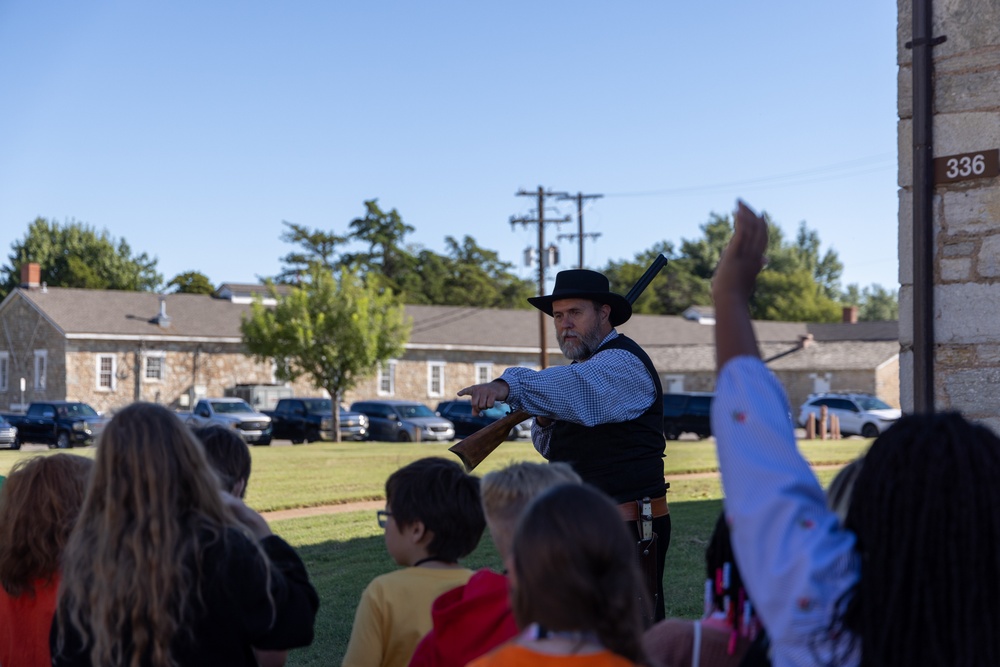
left=0, top=454, right=93, bottom=667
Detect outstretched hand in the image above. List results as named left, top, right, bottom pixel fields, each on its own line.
left=713, top=200, right=768, bottom=370
left=712, top=200, right=768, bottom=305
left=457, top=380, right=510, bottom=416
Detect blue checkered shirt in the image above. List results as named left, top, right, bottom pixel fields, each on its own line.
left=499, top=330, right=657, bottom=458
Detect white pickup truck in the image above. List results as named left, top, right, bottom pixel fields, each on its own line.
left=185, top=397, right=273, bottom=445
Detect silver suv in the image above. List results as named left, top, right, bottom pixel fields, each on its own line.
left=350, top=400, right=456, bottom=442
left=798, top=392, right=901, bottom=438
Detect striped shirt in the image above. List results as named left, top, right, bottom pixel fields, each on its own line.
left=500, top=330, right=656, bottom=458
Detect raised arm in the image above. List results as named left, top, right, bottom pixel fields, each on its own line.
left=712, top=200, right=767, bottom=370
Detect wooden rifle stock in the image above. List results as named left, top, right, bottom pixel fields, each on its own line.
left=449, top=253, right=668, bottom=472
left=449, top=410, right=531, bottom=472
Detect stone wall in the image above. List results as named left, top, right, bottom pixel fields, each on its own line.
left=345, top=350, right=553, bottom=409
left=898, top=0, right=1000, bottom=430
left=0, top=295, right=67, bottom=409
left=62, top=342, right=318, bottom=414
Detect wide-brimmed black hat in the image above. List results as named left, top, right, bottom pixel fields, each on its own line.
left=527, top=269, right=632, bottom=326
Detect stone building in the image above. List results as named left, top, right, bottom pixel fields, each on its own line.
left=897, top=0, right=1000, bottom=430
left=0, top=266, right=900, bottom=417
left=0, top=268, right=315, bottom=413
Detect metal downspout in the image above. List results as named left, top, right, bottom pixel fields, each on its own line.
left=910, top=0, right=940, bottom=413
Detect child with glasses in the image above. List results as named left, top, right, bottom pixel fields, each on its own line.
left=342, top=457, right=486, bottom=667
left=409, top=461, right=582, bottom=667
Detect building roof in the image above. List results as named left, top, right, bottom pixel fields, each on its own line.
left=6, top=287, right=252, bottom=341
left=1, top=287, right=900, bottom=369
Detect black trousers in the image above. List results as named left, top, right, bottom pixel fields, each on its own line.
left=625, top=512, right=671, bottom=623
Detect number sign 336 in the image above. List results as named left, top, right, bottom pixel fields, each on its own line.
left=934, top=149, right=1000, bottom=184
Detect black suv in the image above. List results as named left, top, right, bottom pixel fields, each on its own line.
left=435, top=400, right=532, bottom=440
left=662, top=392, right=713, bottom=440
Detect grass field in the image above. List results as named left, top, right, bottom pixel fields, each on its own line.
left=0, top=437, right=869, bottom=664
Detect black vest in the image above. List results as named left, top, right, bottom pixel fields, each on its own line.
left=547, top=334, right=665, bottom=503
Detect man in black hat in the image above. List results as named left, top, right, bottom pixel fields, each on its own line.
left=458, top=268, right=669, bottom=622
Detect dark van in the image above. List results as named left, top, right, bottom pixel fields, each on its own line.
left=662, top=392, right=713, bottom=440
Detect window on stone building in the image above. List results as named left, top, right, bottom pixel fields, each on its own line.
left=97, top=354, right=116, bottom=390
left=378, top=360, right=397, bottom=396
left=428, top=361, right=445, bottom=397
left=475, top=362, right=492, bottom=385
left=144, top=351, right=165, bottom=382
left=0, top=352, right=8, bottom=392
left=34, top=350, right=47, bottom=390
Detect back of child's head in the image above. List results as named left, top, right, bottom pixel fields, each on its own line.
left=481, top=461, right=581, bottom=525
left=511, top=483, right=648, bottom=664
left=0, top=453, right=93, bottom=597
left=480, top=461, right=581, bottom=560
left=194, top=425, right=252, bottom=497
left=386, top=457, right=485, bottom=562
left=842, top=412, right=1000, bottom=665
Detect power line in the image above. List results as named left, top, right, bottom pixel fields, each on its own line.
left=556, top=192, right=603, bottom=269
left=510, top=186, right=571, bottom=369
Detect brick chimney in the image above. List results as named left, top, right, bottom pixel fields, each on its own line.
left=842, top=305, right=858, bottom=324
left=20, top=263, right=40, bottom=289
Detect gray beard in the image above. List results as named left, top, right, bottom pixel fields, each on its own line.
left=559, top=326, right=604, bottom=361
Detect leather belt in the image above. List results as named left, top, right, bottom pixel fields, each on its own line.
left=617, top=495, right=669, bottom=522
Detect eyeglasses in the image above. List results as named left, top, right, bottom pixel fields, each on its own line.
left=377, top=510, right=393, bottom=528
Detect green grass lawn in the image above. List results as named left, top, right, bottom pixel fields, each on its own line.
left=0, top=437, right=868, bottom=664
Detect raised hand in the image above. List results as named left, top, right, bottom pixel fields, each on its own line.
left=713, top=200, right=769, bottom=369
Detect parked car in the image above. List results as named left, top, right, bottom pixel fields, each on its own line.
left=264, top=398, right=369, bottom=443
left=435, top=400, right=531, bottom=440
left=185, top=398, right=273, bottom=446
left=0, top=417, right=19, bottom=450
left=662, top=392, right=713, bottom=440
left=1, top=401, right=108, bottom=449
left=350, top=400, right=455, bottom=442
left=798, top=392, right=902, bottom=438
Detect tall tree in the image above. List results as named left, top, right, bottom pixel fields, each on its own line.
left=344, top=199, right=416, bottom=291
left=602, top=210, right=846, bottom=322
left=1, top=217, right=162, bottom=299
left=241, top=263, right=409, bottom=441
left=842, top=283, right=899, bottom=321
left=276, top=221, right=347, bottom=283
left=166, top=271, right=215, bottom=295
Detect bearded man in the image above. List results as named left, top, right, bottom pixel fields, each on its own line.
left=458, top=269, right=669, bottom=622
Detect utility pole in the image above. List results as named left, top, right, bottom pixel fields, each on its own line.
left=556, top=192, right=603, bottom=269
left=511, top=186, right=570, bottom=369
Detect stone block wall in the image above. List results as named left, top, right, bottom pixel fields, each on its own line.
left=897, top=0, right=1000, bottom=430
left=345, top=349, right=554, bottom=409
left=0, top=296, right=67, bottom=409
left=64, top=341, right=317, bottom=414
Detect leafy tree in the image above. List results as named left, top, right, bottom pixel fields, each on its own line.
left=276, top=221, right=347, bottom=283
left=273, top=203, right=534, bottom=309
left=602, top=210, right=845, bottom=322
left=1, top=217, right=161, bottom=299
left=753, top=269, right=842, bottom=322
left=241, top=263, right=409, bottom=441
left=166, top=271, right=215, bottom=295
left=439, top=236, right=534, bottom=308
left=842, top=283, right=899, bottom=321
left=344, top=199, right=416, bottom=292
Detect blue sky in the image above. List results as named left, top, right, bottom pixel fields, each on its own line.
left=0, top=2, right=900, bottom=295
